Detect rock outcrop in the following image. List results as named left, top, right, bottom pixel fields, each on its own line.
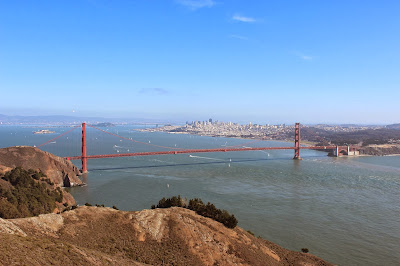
left=0, top=146, right=82, bottom=187
left=0, top=206, right=332, bottom=265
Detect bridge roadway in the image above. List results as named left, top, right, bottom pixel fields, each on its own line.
left=66, top=145, right=342, bottom=160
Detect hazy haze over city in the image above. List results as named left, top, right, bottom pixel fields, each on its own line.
left=1, top=0, right=399, bottom=125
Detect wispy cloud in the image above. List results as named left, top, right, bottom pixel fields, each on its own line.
left=229, top=34, right=248, bottom=40
left=176, top=0, right=216, bottom=10
left=139, top=88, right=169, bottom=95
left=232, top=14, right=256, bottom=23
left=293, top=52, right=313, bottom=61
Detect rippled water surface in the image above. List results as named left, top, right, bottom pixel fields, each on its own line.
left=1, top=125, right=399, bottom=265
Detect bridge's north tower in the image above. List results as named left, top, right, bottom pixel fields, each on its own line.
left=81, top=122, right=87, bottom=173
left=293, top=122, right=301, bottom=160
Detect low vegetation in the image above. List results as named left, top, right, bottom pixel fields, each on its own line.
left=301, top=248, right=309, bottom=253
left=298, top=127, right=400, bottom=146
left=0, top=167, right=63, bottom=218
left=152, top=195, right=238, bottom=229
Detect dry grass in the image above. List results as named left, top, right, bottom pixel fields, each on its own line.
left=1, top=206, right=332, bottom=266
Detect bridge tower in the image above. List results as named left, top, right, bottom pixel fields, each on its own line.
left=81, top=123, right=87, bottom=173
left=293, top=122, right=301, bottom=160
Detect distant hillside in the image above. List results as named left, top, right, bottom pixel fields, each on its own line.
left=386, top=123, right=400, bottom=130
left=0, top=206, right=332, bottom=265
left=288, top=127, right=400, bottom=146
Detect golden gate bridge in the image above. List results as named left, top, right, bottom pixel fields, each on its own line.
left=37, top=123, right=358, bottom=173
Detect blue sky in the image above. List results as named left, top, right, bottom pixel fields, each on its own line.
left=1, top=0, right=399, bottom=124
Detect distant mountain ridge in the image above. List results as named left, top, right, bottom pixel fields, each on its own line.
left=0, top=114, right=104, bottom=124
left=0, top=114, right=174, bottom=125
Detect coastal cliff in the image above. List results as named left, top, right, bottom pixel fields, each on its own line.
left=0, top=206, right=332, bottom=265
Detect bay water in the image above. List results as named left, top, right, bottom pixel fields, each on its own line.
left=1, top=125, right=399, bottom=265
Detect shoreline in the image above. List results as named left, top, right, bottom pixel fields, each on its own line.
left=134, top=128, right=298, bottom=144
left=136, top=128, right=400, bottom=157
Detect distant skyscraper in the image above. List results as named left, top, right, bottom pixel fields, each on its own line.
left=209, top=118, right=213, bottom=123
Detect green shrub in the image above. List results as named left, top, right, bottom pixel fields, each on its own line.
left=301, top=248, right=309, bottom=253
left=155, top=195, right=186, bottom=208
left=152, top=196, right=238, bottom=229
left=41, top=178, right=54, bottom=186
left=0, top=167, right=64, bottom=219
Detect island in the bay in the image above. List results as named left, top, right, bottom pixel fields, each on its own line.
left=91, top=122, right=115, bottom=127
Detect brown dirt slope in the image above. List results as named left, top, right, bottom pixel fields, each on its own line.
left=0, top=146, right=82, bottom=187
left=0, top=206, right=332, bottom=266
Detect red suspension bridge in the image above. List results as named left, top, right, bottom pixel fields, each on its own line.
left=37, top=123, right=358, bottom=173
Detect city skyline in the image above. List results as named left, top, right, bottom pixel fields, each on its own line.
left=1, top=0, right=399, bottom=124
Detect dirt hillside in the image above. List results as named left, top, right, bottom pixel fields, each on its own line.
left=0, top=206, right=332, bottom=266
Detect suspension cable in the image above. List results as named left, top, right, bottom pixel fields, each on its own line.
left=37, top=125, right=81, bottom=148
left=225, top=138, right=265, bottom=148
left=87, top=124, right=184, bottom=150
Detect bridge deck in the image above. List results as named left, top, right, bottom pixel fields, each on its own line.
left=66, top=146, right=340, bottom=160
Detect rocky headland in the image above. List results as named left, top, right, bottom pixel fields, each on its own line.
left=0, top=146, right=82, bottom=187
left=0, top=146, right=83, bottom=207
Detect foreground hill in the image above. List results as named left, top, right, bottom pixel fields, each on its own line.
left=0, top=206, right=331, bottom=265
